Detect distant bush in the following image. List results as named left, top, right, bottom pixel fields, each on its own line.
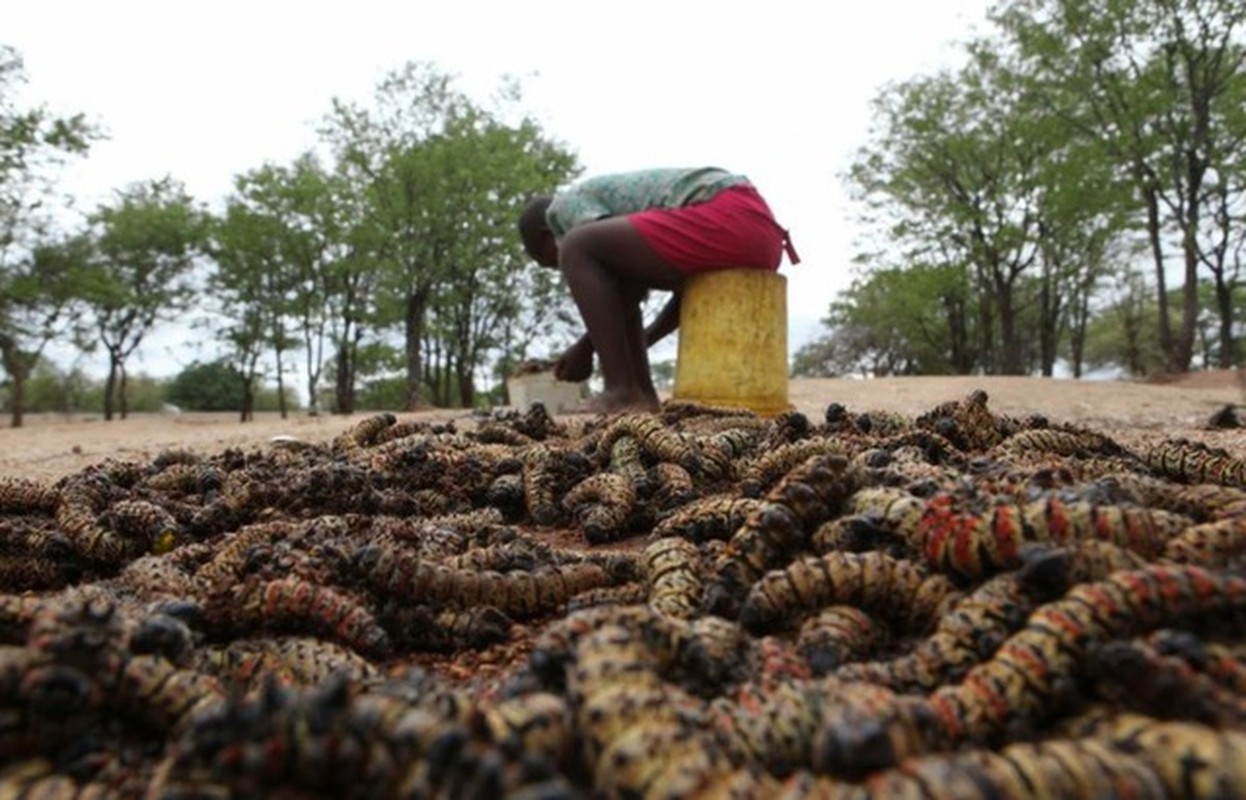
left=165, top=361, right=244, bottom=411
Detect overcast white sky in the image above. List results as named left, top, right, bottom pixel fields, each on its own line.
left=8, top=0, right=989, bottom=381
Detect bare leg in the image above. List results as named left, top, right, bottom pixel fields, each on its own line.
left=558, top=217, right=683, bottom=413
left=620, top=285, right=659, bottom=406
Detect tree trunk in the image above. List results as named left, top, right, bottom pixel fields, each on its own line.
left=1141, top=184, right=1174, bottom=369
left=275, top=346, right=289, bottom=419
left=7, top=373, right=25, bottom=428
left=239, top=375, right=254, bottom=422
left=119, top=365, right=130, bottom=420
left=1173, top=146, right=1207, bottom=373
left=456, top=360, right=475, bottom=408
left=334, top=349, right=355, bottom=414
left=404, top=287, right=429, bottom=411
left=0, top=345, right=28, bottom=428
left=1037, top=272, right=1058, bottom=378
left=976, top=276, right=995, bottom=374
left=104, top=359, right=119, bottom=421
left=994, top=271, right=1024, bottom=375
left=1213, top=277, right=1237, bottom=368
left=1069, top=290, right=1090, bottom=379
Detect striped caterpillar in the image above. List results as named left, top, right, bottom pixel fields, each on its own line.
left=706, top=454, right=864, bottom=619
left=595, top=413, right=704, bottom=475
left=1143, top=437, right=1246, bottom=487
left=921, top=564, right=1246, bottom=753
left=915, top=491, right=1192, bottom=580
left=651, top=495, right=763, bottom=543
left=642, top=536, right=703, bottom=620
left=739, top=551, right=959, bottom=636
left=205, top=575, right=391, bottom=658
left=797, top=606, right=886, bottom=676
left=836, top=542, right=1150, bottom=691
left=562, top=472, right=639, bottom=543
left=521, top=443, right=594, bottom=526
left=354, top=541, right=611, bottom=619
left=737, top=440, right=850, bottom=499
left=1086, top=635, right=1246, bottom=726
left=0, top=477, right=60, bottom=514
left=779, top=734, right=1165, bottom=799
left=331, top=411, right=397, bottom=455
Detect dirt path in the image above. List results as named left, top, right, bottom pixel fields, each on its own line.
left=1, top=373, right=1241, bottom=483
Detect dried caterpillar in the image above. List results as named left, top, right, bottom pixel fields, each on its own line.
left=778, top=735, right=1165, bottom=799
left=810, top=486, right=926, bottom=555
left=992, top=426, right=1131, bottom=461
left=921, top=564, right=1246, bottom=753
left=913, top=389, right=1015, bottom=452
left=115, top=654, right=226, bottom=735
left=796, top=606, right=887, bottom=676
left=0, top=477, right=60, bottom=515
left=207, top=575, right=391, bottom=658
left=596, top=413, right=703, bottom=475
left=739, top=551, right=958, bottom=636
left=1086, top=636, right=1246, bottom=726
left=737, top=440, right=850, bottom=499
left=651, top=495, right=763, bottom=543
left=522, top=442, right=594, bottom=526
left=1144, top=437, right=1246, bottom=487
left=331, top=412, right=397, bottom=455
left=377, top=603, right=512, bottom=653
left=355, top=542, right=611, bottom=618
left=916, top=491, right=1193, bottom=580
left=1159, top=515, right=1246, bottom=566
left=643, top=537, right=703, bottom=619
left=707, top=454, right=863, bottom=619
left=833, top=542, right=1152, bottom=693
left=562, top=472, right=639, bottom=544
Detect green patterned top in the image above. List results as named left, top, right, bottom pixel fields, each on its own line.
left=546, top=167, right=750, bottom=238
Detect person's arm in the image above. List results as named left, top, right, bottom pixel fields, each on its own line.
left=644, top=292, right=681, bottom=347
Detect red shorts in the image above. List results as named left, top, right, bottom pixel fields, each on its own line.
left=628, top=185, right=793, bottom=274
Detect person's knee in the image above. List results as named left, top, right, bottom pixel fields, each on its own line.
left=558, top=222, right=611, bottom=268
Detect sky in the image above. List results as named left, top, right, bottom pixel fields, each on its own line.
left=8, top=0, right=990, bottom=382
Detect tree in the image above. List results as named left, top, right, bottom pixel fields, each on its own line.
left=165, top=360, right=245, bottom=412
left=849, top=53, right=1050, bottom=374
left=209, top=158, right=346, bottom=422
left=807, top=264, right=978, bottom=377
left=0, top=234, right=90, bottom=426
left=77, top=178, right=209, bottom=420
left=0, top=45, right=97, bottom=427
left=991, top=0, right=1246, bottom=372
left=321, top=62, right=579, bottom=410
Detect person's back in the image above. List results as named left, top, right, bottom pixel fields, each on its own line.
left=545, top=167, right=750, bottom=236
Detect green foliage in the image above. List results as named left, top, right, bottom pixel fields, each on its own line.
left=829, top=0, right=1246, bottom=379
left=9, top=359, right=92, bottom=414
left=118, top=374, right=168, bottom=413
left=789, top=336, right=843, bottom=378
left=808, top=264, right=977, bottom=376
left=165, top=360, right=245, bottom=412
left=321, top=62, right=581, bottom=409
left=213, top=154, right=356, bottom=415
left=0, top=47, right=100, bottom=425
left=355, top=375, right=405, bottom=411
left=989, top=0, right=1246, bottom=372
left=78, top=177, right=213, bottom=419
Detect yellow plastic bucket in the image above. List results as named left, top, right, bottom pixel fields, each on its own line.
left=672, top=269, right=790, bottom=415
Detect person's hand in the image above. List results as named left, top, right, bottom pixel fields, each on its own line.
left=554, top=339, right=594, bottom=382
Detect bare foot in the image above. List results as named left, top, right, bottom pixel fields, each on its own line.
left=566, top=390, right=660, bottom=415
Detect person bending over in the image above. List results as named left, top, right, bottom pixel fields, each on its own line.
left=518, top=166, right=798, bottom=413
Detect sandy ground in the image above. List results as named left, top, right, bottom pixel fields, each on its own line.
left=1, top=373, right=1242, bottom=483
